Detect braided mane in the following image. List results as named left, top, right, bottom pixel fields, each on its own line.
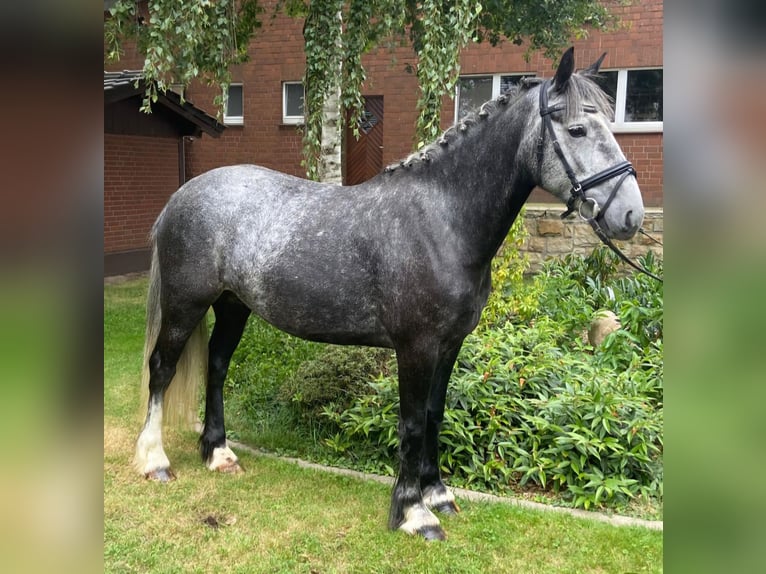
left=383, top=71, right=613, bottom=174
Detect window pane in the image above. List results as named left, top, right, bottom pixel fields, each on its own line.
left=285, top=83, right=304, bottom=117
left=457, top=76, right=492, bottom=120
left=593, top=71, right=617, bottom=121
left=626, top=69, right=663, bottom=122
left=226, top=84, right=243, bottom=117
left=500, top=74, right=535, bottom=93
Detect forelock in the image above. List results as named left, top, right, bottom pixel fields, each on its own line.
left=558, top=72, right=614, bottom=121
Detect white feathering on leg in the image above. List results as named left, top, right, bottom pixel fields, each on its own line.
left=134, top=399, right=170, bottom=475
left=422, top=485, right=456, bottom=510
left=206, top=445, right=240, bottom=471
left=398, top=504, right=441, bottom=535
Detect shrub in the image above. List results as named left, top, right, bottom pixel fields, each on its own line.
left=279, top=345, right=394, bottom=422
left=222, top=316, right=323, bottom=442
left=481, top=209, right=542, bottom=328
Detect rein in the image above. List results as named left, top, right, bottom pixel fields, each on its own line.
left=536, top=80, right=663, bottom=282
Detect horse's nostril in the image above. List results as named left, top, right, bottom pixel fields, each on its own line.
left=625, top=210, right=634, bottom=228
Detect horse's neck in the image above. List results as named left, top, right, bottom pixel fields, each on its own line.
left=430, top=106, right=536, bottom=267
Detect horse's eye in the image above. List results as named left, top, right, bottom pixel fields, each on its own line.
left=568, top=125, right=587, bottom=138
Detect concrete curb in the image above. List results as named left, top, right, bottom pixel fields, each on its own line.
left=228, top=439, right=663, bottom=531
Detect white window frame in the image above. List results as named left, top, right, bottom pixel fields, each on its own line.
left=223, top=83, right=244, bottom=126
left=603, top=68, right=663, bottom=134
left=454, top=73, right=533, bottom=124
left=282, top=81, right=305, bottom=125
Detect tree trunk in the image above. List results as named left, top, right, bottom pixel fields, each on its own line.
left=319, top=85, right=342, bottom=184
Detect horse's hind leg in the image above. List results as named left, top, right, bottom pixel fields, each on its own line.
left=135, top=303, right=209, bottom=481
left=200, top=293, right=251, bottom=473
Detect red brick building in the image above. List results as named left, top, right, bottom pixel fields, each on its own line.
left=104, top=71, right=224, bottom=274
left=104, top=0, right=663, bottom=274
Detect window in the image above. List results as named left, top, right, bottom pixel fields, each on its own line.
left=456, top=76, right=493, bottom=121
left=594, top=68, right=663, bottom=132
left=224, top=83, right=243, bottom=125
left=456, top=69, right=663, bottom=133
left=455, top=74, right=536, bottom=122
left=282, top=81, right=305, bottom=124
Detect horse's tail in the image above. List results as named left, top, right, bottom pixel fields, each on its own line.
left=139, top=228, right=209, bottom=429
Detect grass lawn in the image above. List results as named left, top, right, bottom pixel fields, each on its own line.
left=105, top=277, right=662, bottom=573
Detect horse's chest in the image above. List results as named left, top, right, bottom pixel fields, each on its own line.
left=385, top=266, right=490, bottom=338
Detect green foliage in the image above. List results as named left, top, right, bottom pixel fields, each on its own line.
left=341, top=1, right=407, bottom=134
left=404, top=0, right=623, bottom=146
left=284, top=0, right=408, bottom=179
left=409, top=0, right=482, bottom=146
left=290, top=0, right=623, bottom=174
left=321, top=375, right=401, bottom=476
left=106, top=277, right=663, bottom=573
left=480, top=209, right=542, bottom=328
left=279, top=345, right=394, bottom=421
left=223, top=315, right=322, bottom=442
left=477, top=0, right=624, bottom=58
left=535, top=247, right=664, bottom=350
left=293, top=0, right=344, bottom=181
left=105, top=0, right=262, bottom=116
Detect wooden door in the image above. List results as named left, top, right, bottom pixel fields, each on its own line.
left=344, top=96, right=384, bottom=185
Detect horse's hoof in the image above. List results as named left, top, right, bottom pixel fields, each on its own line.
left=207, top=446, right=244, bottom=474
left=396, top=505, right=445, bottom=540
left=145, top=467, right=176, bottom=482
left=433, top=500, right=461, bottom=515
left=216, top=460, right=244, bottom=474
left=417, top=525, right=447, bottom=541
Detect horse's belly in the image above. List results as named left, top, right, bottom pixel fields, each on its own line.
left=258, top=305, right=393, bottom=348
left=236, top=276, right=392, bottom=348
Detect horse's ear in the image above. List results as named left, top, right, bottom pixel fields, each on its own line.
left=554, top=47, right=575, bottom=91
left=583, top=52, right=607, bottom=76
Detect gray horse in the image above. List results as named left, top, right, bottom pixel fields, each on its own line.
left=135, top=48, right=644, bottom=540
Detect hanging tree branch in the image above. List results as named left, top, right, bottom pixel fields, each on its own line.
left=408, top=0, right=482, bottom=148
left=299, top=0, right=344, bottom=181
left=104, top=0, right=262, bottom=116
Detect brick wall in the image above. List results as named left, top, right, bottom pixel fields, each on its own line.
left=182, top=12, right=425, bottom=180
left=616, top=133, right=663, bottom=207
left=182, top=9, right=305, bottom=179
left=104, top=133, right=178, bottom=253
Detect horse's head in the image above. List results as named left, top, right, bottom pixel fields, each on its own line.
left=530, top=48, right=644, bottom=240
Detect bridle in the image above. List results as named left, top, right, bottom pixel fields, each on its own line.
left=536, top=79, right=662, bottom=282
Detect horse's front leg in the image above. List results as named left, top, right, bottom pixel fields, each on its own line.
left=420, top=344, right=462, bottom=515
left=389, top=342, right=445, bottom=540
